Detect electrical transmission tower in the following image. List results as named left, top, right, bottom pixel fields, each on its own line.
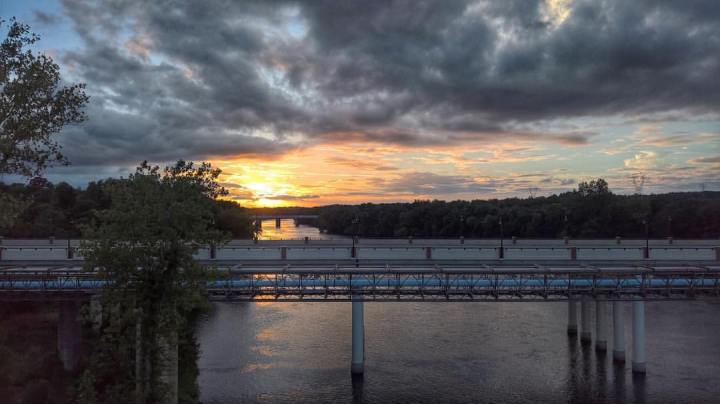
left=632, top=174, right=646, bottom=194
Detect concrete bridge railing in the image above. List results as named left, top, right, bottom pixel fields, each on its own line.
left=1, top=242, right=718, bottom=262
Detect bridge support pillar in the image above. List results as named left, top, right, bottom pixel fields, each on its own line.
left=613, top=301, right=626, bottom=362
left=580, top=295, right=592, bottom=344
left=158, top=331, right=179, bottom=404
left=567, top=296, right=578, bottom=336
left=275, top=218, right=281, bottom=228
left=595, top=299, right=607, bottom=351
left=632, top=299, right=646, bottom=373
left=90, top=295, right=103, bottom=332
left=57, top=300, right=82, bottom=372
left=351, top=296, right=365, bottom=375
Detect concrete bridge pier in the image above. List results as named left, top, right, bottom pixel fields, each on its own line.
left=57, top=300, right=82, bottom=372
left=632, top=299, right=646, bottom=373
left=580, top=295, right=592, bottom=344
left=613, top=301, right=626, bottom=362
left=158, top=332, right=179, bottom=404
left=595, top=300, right=607, bottom=352
left=351, top=295, right=365, bottom=375
left=567, top=296, right=578, bottom=336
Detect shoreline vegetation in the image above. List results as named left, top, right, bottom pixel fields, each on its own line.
left=3, top=178, right=718, bottom=240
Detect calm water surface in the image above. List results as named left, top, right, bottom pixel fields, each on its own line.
left=257, top=219, right=344, bottom=240
left=197, top=223, right=720, bottom=403
left=196, top=300, right=720, bottom=403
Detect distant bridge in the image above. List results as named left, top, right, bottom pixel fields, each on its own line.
left=251, top=214, right=319, bottom=227
left=252, top=215, right=319, bottom=220
left=1, top=238, right=718, bottom=375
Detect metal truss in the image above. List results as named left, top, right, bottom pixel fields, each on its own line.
left=2, top=264, right=719, bottom=301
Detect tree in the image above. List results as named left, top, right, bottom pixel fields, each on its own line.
left=1, top=18, right=88, bottom=176
left=577, top=178, right=610, bottom=197
left=78, top=161, right=228, bottom=404
left=215, top=200, right=256, bottom=238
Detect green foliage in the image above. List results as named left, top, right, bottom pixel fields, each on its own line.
left=0, top=191, right=27, bottom=233
left=0, top=176, right=255, bottom=238
left=215, top=200, right=257, bottom=239
left=0, top=18, right=88, bottom=176
left=318, top=180, right=720, bottom=239
left=577, top=178, right=610, bottom=197
left=78, top=161, right=228, bottom=403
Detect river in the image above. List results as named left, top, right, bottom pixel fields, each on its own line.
left=196, top=221, right=720, bottom=403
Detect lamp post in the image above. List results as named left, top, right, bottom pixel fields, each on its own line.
left=499, top=217, right=504, bottom=259
left=667, top=216, right=673, bottom=239
left=459, top=214, right=465, bottom=237
left=352, top=217, right=359, bottom=267
left=642, top=218, right=649, bottom=257
left=563, top=213, right=569, bottom=238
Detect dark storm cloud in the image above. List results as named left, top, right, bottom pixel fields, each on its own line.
left=55, top=0, right=720, bottom=164
left=34, top=10, right=62, bottom=25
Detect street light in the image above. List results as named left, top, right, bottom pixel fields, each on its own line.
left=499, top=217, right=504, bottom=259
left=352, top=217, right=360, bottom=267
left=459, top=214, right=465, bottom=237
left=667, top=216, right=673, bottom=239
left=642, top=218, right=649, bottom=255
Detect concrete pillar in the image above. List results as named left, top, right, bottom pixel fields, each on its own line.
left=567, top=296, right=578, bottom=336
left=580, top=295, right=592, bottom=344
left=57, top=300, right=82, bottom=372
left=158, top=331, right=179, bottom=404
left=90, top=295, right=103, bottom=332
left=632, top=299, right=646, bottom=373
left=351, top=296, right=365, bottom=375
left=135, top=310, right=145, bottom=403
left=595, top=299, right=607, bottom=351
left=613, top=301, right=626, bottom=362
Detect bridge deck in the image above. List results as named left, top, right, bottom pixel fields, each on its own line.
left=2, top=238, right=718, bottom=301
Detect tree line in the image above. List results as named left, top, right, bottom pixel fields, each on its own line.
left=0, top=177, right=256, bottom=239
left=317, top=180, right=720, bottom=239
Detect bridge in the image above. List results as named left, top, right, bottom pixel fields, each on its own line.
left=251, top=214, right=319, bottom=228
left=1, top=238, right=719, bottom=378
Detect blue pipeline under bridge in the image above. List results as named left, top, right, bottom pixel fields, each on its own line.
left=1, top=264, right=719, bottom=301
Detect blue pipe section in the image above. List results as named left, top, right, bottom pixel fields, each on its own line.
left=0, top=278, right=716, bottom=289
left=204, top=278, right=717, bottom=288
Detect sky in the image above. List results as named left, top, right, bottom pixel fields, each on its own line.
left=2, top=0, right=719, bottom=207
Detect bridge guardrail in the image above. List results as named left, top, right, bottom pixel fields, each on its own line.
left=2, top=243, right=719, bottom=262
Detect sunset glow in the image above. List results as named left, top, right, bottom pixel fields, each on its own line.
left=5, top=0, right=717, bottom=206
